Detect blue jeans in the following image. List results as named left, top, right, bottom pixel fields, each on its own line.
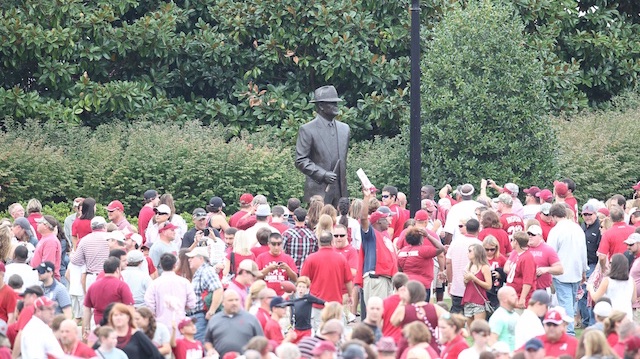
left=577, top=263, right=596, bottom=327
left=553, top=279, right=579, bottom=335
left=191, top=312, right=207, bottom=343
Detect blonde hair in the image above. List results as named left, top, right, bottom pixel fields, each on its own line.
left=319, top=205, right=338, bottom=224
left=603, top=310, right=627, bottom=337
left=246, top=280, right=267, bottom=310
left=320, top=301, right=343, bottom=323
left=483, top=235, right=501, bottom=259
left=577, top=329, right=617, bottom=358
left=232, top=230, right=253, bottom=255
left=315, top=214, right=334, bottom=239
left=296, top=276, right=311, bottom=287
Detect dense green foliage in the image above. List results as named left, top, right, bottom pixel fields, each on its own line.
left=421, top=0, right=556, bottom=189
left=1, top=0, right=639, bottom=142
left=554, top=89, right=640, bottom=202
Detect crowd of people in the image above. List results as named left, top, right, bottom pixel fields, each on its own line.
left=1, top=179, right=640, bottom=359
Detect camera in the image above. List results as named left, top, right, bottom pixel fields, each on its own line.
left=203, top=228, right=210, bottom=237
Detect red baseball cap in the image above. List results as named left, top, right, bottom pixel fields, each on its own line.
left=34, top=296, right=57, bottom=308
left=633, top=181, right=640, bottom=191
left=598, top=207, right=610, bottom=217
left=523, top=186, right=541, bottom=196
left=414, top=210, right=429, bottom=222
left=178, top=317, right=196, bottom=331
left=158, top=222, right=177, bottom=233
left=554, top=180, right=568, bottom=197
left=543, top=307, right=573, bottom=325
left=239, top=193, right=254, bottom=205
left=422, top=199, right=437, bottom=212
left=536, top=189, right=553, bottom=203
left=106, top=200, right=124, bottom=212
left=370, top=210, right=390, bottom=224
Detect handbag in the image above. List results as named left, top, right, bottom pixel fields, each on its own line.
left=472, top=280, right=495, bottom=315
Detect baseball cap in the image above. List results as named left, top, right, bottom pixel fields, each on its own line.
left=540, top=203, right=552, bottom=215
left=73, top=197, right=84, bottom=208
left=34, top=296, right=57, bottom=308
left=377, top=206, right=395, bottom=216
left=90, top=216, right=107, bottom=229
left=593, top=301, right=612, bottom=317
left=238, top=259, right=261, bottom=277
left=414, top=210, right=429, bottom=222
left=582, top=203, right=597, bottom=215
left=376, top=337, right=397, bottom=353
left=186, top=246, right=210, bottom=259
left=421, top=199, right=437, bottom=212
left=530, top=289, right=550, bottom=305
left=192, top=208, right=207, bottom=219
left=144, top=190, right=158, bottom=200
left=626, top=335, right=640, bottom=352
left=342, top=345, right=366, bottom=359
left=154, top=204, right=171, bottom=216
left=255, top=204, right=271, bottom=217
left=19, top=285, right=44, bottom=297
left=178, top=317, right=197, bottom=331
left=598, top=207, right=610, bottom=217
left=554, top=180, right=569, bottom=197
left=270, top=296, right=287, bottom=309
left=523, top=186, right=541, bottom=196
left=106, top=200, right=124, bottom=212
left=13, top=217, right=33, bottom=234
left=543, top=307, right=573, bottom=325
left=106, top=230, right=126, bottom=244
left=158, top=222, right=177, bottom=234
left=501, top=183, right=519, bottom=196
left=127, top=250, right=145, bottom=264
left=239, top=193, right=254, bottom=205
left=130, top=233, right=143, bottom=248
left=527, top=225, right=543, bottom=236
left=370, top=210, right=391, bottom=224
left=459, top=184, right=475, bottom=196
left=524, top=338, right=544, bottom=351
left=209, top=196, right=225, bottom=209
left=633, top=181, right=640, bottom=191
left=536, top=189, right=554, bottom=203
left=496, top=193, right=513, bottom=206
left=624, top=233, right=640, bottom=245
left=311, top=341, right=336, bottom=357
left=36, top=261, right=55, bottom=275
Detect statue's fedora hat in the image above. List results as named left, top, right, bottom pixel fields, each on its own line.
left=310, top=85, right=343, bottom=103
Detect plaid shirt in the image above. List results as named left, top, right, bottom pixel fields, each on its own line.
left=191, top=263, right=222, bottom=313
left=282, top=226, right=318, bottom=271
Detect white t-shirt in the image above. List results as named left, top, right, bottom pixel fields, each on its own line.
left=514, top=308, right=545, bottom=349
left=458, top=345, right=491, bottom=359
left=443, top=200, right=483, bottom=241
left=21, top=316, right=64, bottom=358
left=67, top=263, right=86, bottom=296
left=522, top=204, right=541, bottom=221
left=4, top=262, right=39, bottom=292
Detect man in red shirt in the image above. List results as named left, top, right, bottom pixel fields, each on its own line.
left=82, top=256, right=134, bottom=340
left=0, top=262, right=17, bottom=325
left=59, top=319, right=95, bottom=357
left=332, top=224, right=358, bottom=321
left=381, top=273, right=409, bottom=343
left=534, top=203, right=555, bottom=241
left=269, top=206, right=292, bottom=234
left=256, top=232, right=298, bottom=295
left=536, top=307, right=577, bottom=357
left=526, top=225, right=563, bottom=291
left=138, top=189, right=160, bottom=244
left=505, top=231, right=537, bottom=309
left=263, top=296, right=296, bottom=345
left=598, top=205, right=636, bottom=270
left=255, top=288, right=276, bottom=330
left=381, top=185, right=406, bottom=239
left=561, top=178, right=579, bottom=220
left=32, top=215, right=62, bottom=280
left=229, top=193, right=255, bottom=228
left=301, top=231, right=354, bottom=331
left=496, top=194, right=524, bottom=240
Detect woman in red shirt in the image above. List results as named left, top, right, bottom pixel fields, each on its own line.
left=438, top=313, right=468, bottom=359
left=484, top=235, right=507, bottom=311
left=479, top=211, right=511, bottom=256
left=461, top=244, right=492, bottom=325
left=397, top=227, right=445, bottom=301
left=71, top=197, right=95, bottom=248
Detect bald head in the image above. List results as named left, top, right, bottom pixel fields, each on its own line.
left=259, top=288, right=277, bottom=308
left=59, top=319, right=79, bottom=345
left=366, top=296, right=384, bottom=322
left=222, top=289, right=241, bottom=314
left=397, top=192, right=407, bottom=207
left=497, top=286, right=517, bottom=309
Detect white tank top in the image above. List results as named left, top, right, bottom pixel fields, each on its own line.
left=606, top=278, right=634, bottom=318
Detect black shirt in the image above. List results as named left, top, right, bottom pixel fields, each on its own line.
left=582, top=218, right=601, bottom=265
left=181, top=227, right=221, bottom=248
left=286, top=294, right=325, bottom=330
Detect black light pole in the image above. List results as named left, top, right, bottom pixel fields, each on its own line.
left=409, top=0, right=421, bottom=216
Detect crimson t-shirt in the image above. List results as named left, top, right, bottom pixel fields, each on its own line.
left=499, top=213, right=524, bottom=240
left=479, top=227, right=511, bottom=257
left=598, top=222, right=636, bottom=258
left=300, top=247, right=353, bottom=306
left=264, top=317, right=284, bottom=344
left=71, top=218, right=93, bottom=242
left=173, top=338, right=204, bottom=359
left=138, top=206, right=155, bottom=244
left=381, top=294, right=403, bottom=343
left=537, top=333, right=578, bottom=358
left=255, top=252, right=297, bottom=295
left=506, top=250, right=537, bottom=302
left=0, top=285, right=17, bottom=323
left=84, top=276, right=134, bottom=324
left=397, top=244, right=438, bottom=288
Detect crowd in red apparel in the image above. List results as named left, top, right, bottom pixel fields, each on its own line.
left=0, top=179, right=640, bottom=359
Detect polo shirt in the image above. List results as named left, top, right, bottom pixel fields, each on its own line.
left=264, top=317, right=284, bottom=344
left=21, top=315, right=64, bottom=358
left=71, top=231, right=110, bottom=274
left=65, top=341, right=96, bottom=358
left=598, top=222, right=636, bottom=258
left=31, top=233, right=62, bottom=280
left=536, top=333, right=578, bottom=358
left=71, top=218, right=93, bottom=242
left=256, top=307, right=270, bottom=330
left=84, top=276, right=134, bottom=324
left=43, top=279, right=72, bottom=314
left=301, top=247, right=353, bottom=306
left=204, top=310, right=264, bottom=356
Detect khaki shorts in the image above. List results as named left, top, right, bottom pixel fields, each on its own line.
left=363, top=276, right=393, bottom=304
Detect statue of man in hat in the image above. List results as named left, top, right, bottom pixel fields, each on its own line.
left=295, top=85, right=350, bottom=207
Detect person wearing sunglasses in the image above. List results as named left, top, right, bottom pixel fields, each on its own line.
left=525, top=225, right=563, bottom=294
left=256, top=232, right=298, bottom=297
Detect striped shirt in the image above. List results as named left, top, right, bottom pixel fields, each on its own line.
left=71, top=231, right=110, bottom=274
left=282, top=226, right=318, bottom=271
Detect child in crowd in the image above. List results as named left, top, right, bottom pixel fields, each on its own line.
left=284, top=276, right=325, bottom=343
left=171, top=317, right=204, bottom=359
left=95, top=326, right=128, bottom=359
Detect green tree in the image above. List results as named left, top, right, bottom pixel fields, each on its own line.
left=421, top=0, right=556, bottom=188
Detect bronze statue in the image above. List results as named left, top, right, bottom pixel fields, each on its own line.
left=295, top=85, right=350, bottom=207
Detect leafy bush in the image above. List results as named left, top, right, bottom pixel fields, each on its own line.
left=554, top=89, right=640, bottom=202
left=420, top=0, right=557, bottom=190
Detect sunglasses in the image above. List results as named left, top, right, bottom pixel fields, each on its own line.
left=157, top=212, right=169, bottom=216
left=582, top=213, right=594, bottom=216
left=381, top=195, right=390, bottom=199
left=333, top=234, right=346, bottom=238
left=527, top=232, right=536, bottom=236
left=485, top=247, right=497, bottom=252
left=269, top=242, right=283, bottom=246
left=458, top=224, right=464, bottom=228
